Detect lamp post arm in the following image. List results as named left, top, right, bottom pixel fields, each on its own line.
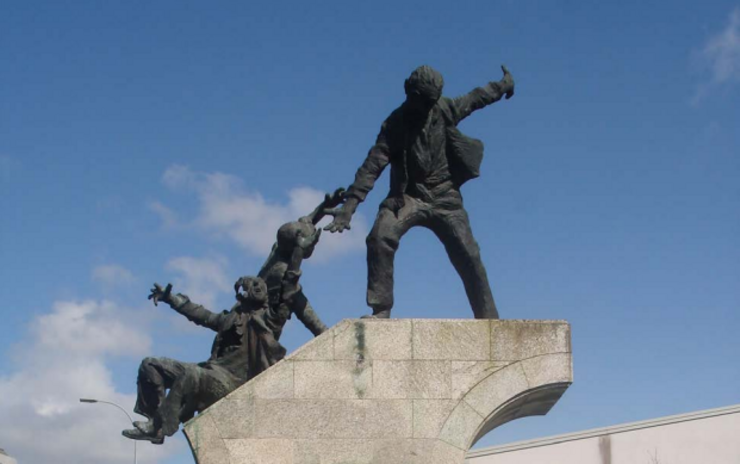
left=93, top=400, right=135, bottom=424
left=80, top=398, right=137, bottom=464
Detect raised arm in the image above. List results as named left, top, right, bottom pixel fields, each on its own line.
left=451, top=65, right=515, bottom=124
left=324, top=118, right=393, bottom=233
left=149, top=283, right=224, bottom=331
left=301, top=187, right=347, bottom=226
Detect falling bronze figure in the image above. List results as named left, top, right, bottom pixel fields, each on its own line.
left=122, top=190, right=344, bottom=443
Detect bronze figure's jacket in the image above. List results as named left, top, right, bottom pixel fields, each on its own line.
left=346, top=81, right=505, bottom=211
left=171, top=296, right=285, bottom=384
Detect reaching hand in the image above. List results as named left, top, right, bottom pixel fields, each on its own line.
left=323, top=207, right=352, bottom=233
left=323, top=195, right=357, bottom=233
left=500, top=65, right=515, bottom=99
left=148, top=283, right=173, bottom=306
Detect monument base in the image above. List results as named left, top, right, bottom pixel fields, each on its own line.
left=184, top=319, right=572, bottom=464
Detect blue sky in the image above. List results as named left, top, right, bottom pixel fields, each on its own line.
left=1, top=1, right=739, bottom=463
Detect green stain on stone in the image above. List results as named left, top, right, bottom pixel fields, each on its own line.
left=353, top=321, right=368, bottom=398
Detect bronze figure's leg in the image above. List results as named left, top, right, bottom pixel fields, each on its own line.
left=125, top=357, right=193, bottom=443
left=429, top=206, right=499, bottom=319
left=152, top=364, right=202, bottom=437
left=134, top=357, right=189, bottom=420
left=365, top=199, right=427, bottom=317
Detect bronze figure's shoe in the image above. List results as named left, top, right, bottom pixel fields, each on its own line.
left=361, top=308, right=391, bottom=319
left=133, top=420, right=155, bottom=433
left=122, top=427, right=165, bottom=445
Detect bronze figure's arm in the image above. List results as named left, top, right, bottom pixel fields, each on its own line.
left=148, top=283, right=224, bottom=331
left=301, top=187, right=347, bottom=225
left=279, top=238, right=328, bottom=336
left=286, top=277, right=327, bottom=336
left=451, top=65, right=515, bottom=123
left=325, top=119, right=393, bottom=233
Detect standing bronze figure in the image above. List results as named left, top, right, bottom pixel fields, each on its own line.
left=325, top=65, right=515, bottom=319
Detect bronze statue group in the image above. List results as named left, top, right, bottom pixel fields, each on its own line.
left=124, top=64, right=515, bottom=444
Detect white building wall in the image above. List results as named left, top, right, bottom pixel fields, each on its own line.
left=0, top=451, right=18, bottom=464
left=467, top=405, right=740, bottom=464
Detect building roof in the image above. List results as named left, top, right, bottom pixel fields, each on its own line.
left=467, top=403, right=740, bottom=458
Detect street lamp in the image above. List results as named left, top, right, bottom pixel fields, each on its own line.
left=79, top=398, right=137, bottom=464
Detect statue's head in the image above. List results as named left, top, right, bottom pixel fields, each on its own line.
left=234, top=276, right=268, bottom=306
left=276, top=220, right=320, bottom=259
left=404, top=65, right=444, bottom=118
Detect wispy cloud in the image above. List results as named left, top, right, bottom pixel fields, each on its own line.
left=148, top=200, right=179, bottom=228
left=92, top=264, right=135, bottom=287
left=155, top=165, right=367, bottom=262
left=0, top=299, right=182, bottom=463
left=693, top=7, right=740, bottom=103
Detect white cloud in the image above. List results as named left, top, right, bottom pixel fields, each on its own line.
left=92, top=264, right=135, bottom=287
left=164, top=255, right=232, bottom=310
left=148, top=200, right=179, bottom=228
left=0, top=300, right=183, bottom=464
left=704, top=8, right=740, bottom=84
left=156, top=165, right=367, bottom=262
left=693, top=7, right=740, bottom=102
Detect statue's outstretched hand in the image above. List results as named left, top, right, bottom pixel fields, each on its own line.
left=148, top=283, right=173, bottom=306
left=323, top=207, right=352, bottom=233
left=500, top=65, right=515, bottom=100
left=323, top=195, right=357, bottom=233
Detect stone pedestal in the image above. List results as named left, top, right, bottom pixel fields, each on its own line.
left=183, top=319, right=572, bottom=464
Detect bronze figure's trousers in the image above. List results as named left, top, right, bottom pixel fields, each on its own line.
left=365, top=193, right=499, bottom=319
left=134, top=357, right=237, bottom=436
